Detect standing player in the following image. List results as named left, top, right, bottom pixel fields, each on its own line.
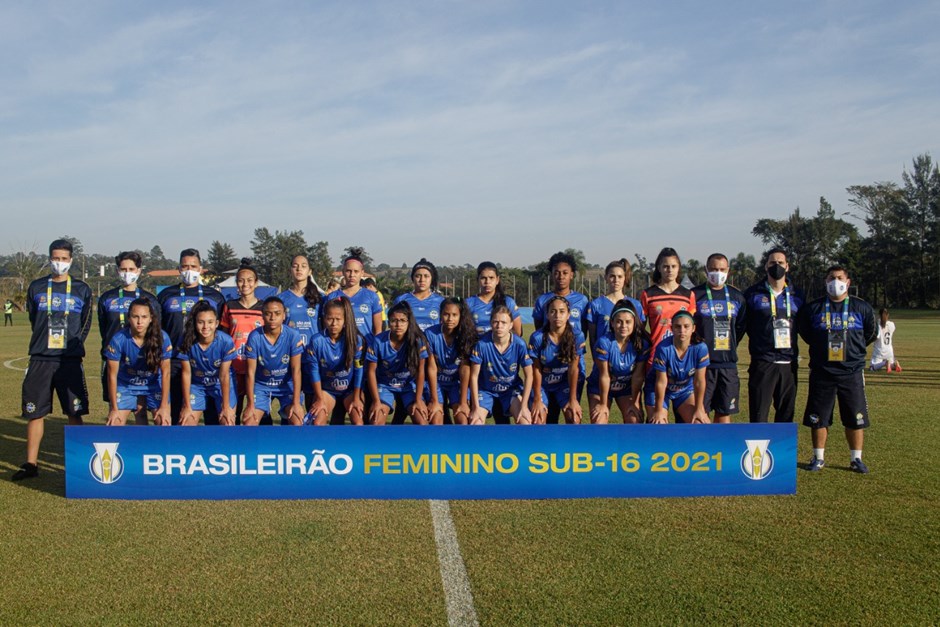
left=640, top=247, right=696, bottom=356
left=869, top=308, right=901, bottom=372
left=14, top=239, right=93, bottom=481
left=528, top=296, right=586, bottom=424
left=743, top=248, right=804, bottom=423
left=587, top=300, right=649, bottom=424
left=158, top=248, right=225, bottom=424
left=179, top=301, right=238, bottom=426
left=97, top=251, right=159, bottom=423
left=798, top=266, right=877, bottom=473
left=220, top=259, right=264, bottom=419
left=104, top=299, right=172, bottom=426
left=360, top=278, right=387, bottom=331
left=586, top=259, right=645, bottom=359
left=532, top=252, right=589, bottom=333
left=465, top=262, right=522, bottom=336
left=648, top=311, right=710, bottom=424
left=425, top=298, right=476, bottom=425
left=325, top=248, right=383, bottom=342
left=469, top=305, right=535, bottom=425
left=280, top=254, right=323, bottom=347
left=304, top=297, right=365, bottom=426
left=393, top=258, right=445, bottom=332
left=243, top=297, right=305, bottom=426
left=692, top=253, right=747, bottom=423
left=365, top=302, right=430, bottom=425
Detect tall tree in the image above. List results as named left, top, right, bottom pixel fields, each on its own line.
left=251, top=228, right=324, bottom=287
left=729, top=252, right=759, bottom=289
left=306, top=240, right=333, bottom=286
left=847, top=182, right=908, bottom=306
left=901, top=154, right=940, bottom=306
left=206, top=241, right=239, bottom=276
left=685, top=259, right=704, bottom=286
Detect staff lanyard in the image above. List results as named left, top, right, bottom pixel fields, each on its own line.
left=825, top=299, right=849, bottom=331
left=705, top=285, right=731, bottom=320
left=180, top=284, right=204, bottom=316
left=47, top=276, right=72, bottom=318
left=767, top=283, right=790, bottom=320
left=118, top=287, right=140, bottom=326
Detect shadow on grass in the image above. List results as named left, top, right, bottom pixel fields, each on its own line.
left=0, top=415, right=67, bottom=498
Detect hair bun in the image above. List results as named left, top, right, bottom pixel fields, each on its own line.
left=240, top=257, right=253, bottom=267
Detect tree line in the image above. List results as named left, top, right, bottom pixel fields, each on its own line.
left=1, top=154, right=937, bottom=308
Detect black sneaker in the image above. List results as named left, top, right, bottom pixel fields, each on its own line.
left=850, top=458, right=870, bottom=474
left=11, top=462, right=39, bottom=481
left=805, top=456, right=825, bottom=472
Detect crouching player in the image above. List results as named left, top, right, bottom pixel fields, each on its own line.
left=104, top=299, right=173, bottom=426
left=179, top=301, right=237, bottom=426
left=469, top=305, right=534, bottom=425
left=365, top=302, right=430, bottom=425
left=648, top=311, right=711, bottom=424
left=243, top=297, right=305, bottom=426
left=305, top=298, right=365, bottom=426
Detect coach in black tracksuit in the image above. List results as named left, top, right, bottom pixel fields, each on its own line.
left=797, top=265, right=876, bottom=474
left=743, top=248, right=804, bottom=423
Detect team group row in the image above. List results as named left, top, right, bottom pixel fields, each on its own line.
left=12, top=242, right=888, bottom=479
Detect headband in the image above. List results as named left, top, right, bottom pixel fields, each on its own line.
left=673, top=310, right=694, bottom=322
left=611, top=307, right=637, bottom=319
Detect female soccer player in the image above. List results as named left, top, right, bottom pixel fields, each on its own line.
left=179, top=301, right=237, bottom=426
left=243, top=297, right=305, bottom=426
left=365, top=302, right=430, bottom=425
left=469, top=305, right=534, bottom=425
left=528, top=296, right=586, bottom=424
left=392, top=258, right=445, bottom=332
left=640, top=247, right=696, bottom=353
left=465, top=261, right=522, bottom=336
left=220, top=259, right=264, bottom=418
left=531, top=251, right=589, bottom=332
left=325, top=248, right=383, bottom=341
left=870, top=308, right=901, bottom=372
left=304, top=297, right=365, bottom=426
left=587, top=300, right=650, bottom=424
left=648, top=311, right=710, bottom=424
left=425, top=297, right=476, bottom=425
left=586, top=259, right=644, bottom=358
left=280, top=254, right=323, bottom=347
left=104, top=299, right=173, bottom=426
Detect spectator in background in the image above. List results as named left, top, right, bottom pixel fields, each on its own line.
left=869, top=308, right=901, bottom=372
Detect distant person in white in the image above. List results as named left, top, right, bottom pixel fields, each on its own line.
left=869, top=308, right=901, bottom=372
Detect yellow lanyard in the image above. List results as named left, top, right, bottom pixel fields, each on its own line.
left=118, top=287, right=140, bottom=326
left=47, top=276, right=72, bottom=318
left=767, top=283, right=790, bottom=320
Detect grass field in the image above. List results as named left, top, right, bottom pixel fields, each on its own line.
left=1, top=311, right=938, bottom=625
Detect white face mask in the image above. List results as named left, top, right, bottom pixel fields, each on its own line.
left=118, top=270, right=140, bottom=286
left=180, top=269, right=202, bottom=285
left=707, top=270, right=728, bottom=287
left=50, top=260, right=72, bottom=276
left=826, top=279, right=848, bottom=298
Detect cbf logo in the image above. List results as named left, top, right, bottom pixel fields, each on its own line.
left=90, top=442, right=124, bottom=484
left=740, top=439, right=774, bottom=481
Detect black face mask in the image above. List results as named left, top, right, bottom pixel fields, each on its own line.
left=767, top=264, right=787, bottom=281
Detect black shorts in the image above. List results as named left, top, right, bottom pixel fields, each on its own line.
left=100, top=361, right=111, bottom=403
left=803, top=370, right=869, bottom=430
left=703, top=368, right=740, bottom=415
left=21, top=359, right=89, bottom=420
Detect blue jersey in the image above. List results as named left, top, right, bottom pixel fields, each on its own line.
left=325, top=288, right=382, bottom=341
left=527, top=328, right=586, bottom=392
left=470, top=333, right=533, bottom=395
left=532, top=291, right=589, bottom=331
left=244, top=326, right=304, bottom=389
left=306, top=332, right=364, bottom=394
left=465, top=295, right=521, bottom=335
left=392, top=292, right=445, bottom=332
left=585, top=295, right=645, bottom=347
left=365, top=331, right=429, bottom=392
left=280, top=289, right=321, bottom=347
left=652, top=337, right=710, bottom=394
left=184, top=331, right=237, bottom=388
left=591, top=333, right=648, bottom=393
left=105, top=328, right=173, bottom=391
left=424, top=324, right=467, bottom=390
left=96, top=286, right=160, bottom=356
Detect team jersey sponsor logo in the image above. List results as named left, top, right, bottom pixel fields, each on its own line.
left=740, top=439, right=773, bottom=480
left=429, top=310, right=439, bottom=320
left=90, top=443, right=124, bottom=484
left=359, top=304, right=369, bottom=314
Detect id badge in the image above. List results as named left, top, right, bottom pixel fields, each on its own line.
left=773, top=318, right=791, bottom=349
left=48, top=318, right=67, bottom=350
left=827, top=332, right=845, bottom=362
left=713, top=319, right=731, bottom=351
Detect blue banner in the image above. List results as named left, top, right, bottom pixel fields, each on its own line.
left=65, top=424, right=797, bottom=500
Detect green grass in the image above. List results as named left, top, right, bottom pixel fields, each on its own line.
left=1, top=311, right=938, bottom=624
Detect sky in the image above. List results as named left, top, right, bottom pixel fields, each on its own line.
left=1, top=0, right=938, bottom=269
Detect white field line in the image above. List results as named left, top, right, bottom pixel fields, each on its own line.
left=430, top=499, right=479, bottom=627
left=3, top=356, right=28, bottom=371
